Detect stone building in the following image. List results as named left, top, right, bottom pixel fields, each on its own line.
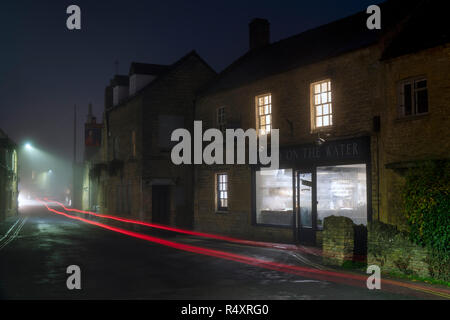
left=87, top=51, right=216, bottom=228
left=0, top=128, right=18, bottom=222
left=193, top=0, right=450, bottom=245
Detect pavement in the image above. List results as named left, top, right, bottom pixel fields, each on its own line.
left=0, top=202, right=448, bottom=300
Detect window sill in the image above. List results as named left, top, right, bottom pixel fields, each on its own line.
left=215, top=210, right=229, bottom=214
left=395, top=113, right=429, bottom=122
left=311, top=125, right=333, bottom=134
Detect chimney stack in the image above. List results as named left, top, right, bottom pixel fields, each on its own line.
left=249, top=18, right=270, bottom=50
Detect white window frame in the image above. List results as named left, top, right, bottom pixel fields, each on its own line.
left=311, top=79, right=333, bottom=131
left=216, top=173, right=228, bottom=212
left=398, top=77, right=428, bottom=117
left=256, top=93, right=272, bottom=136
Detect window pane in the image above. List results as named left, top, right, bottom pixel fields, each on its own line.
left=415, top=79, right=427, bottom=89
left=316, top=116, right=323, bottom=127
left=323, top=115, right=329, bottom=126
left=316, top=105, right=322, bottom=116
left=321, top=92, right=328, bottom=103
left=416, top=90, right=428, bottom=114
left=404, top=83, right=412, bottom=116
left=315, top=94, right=320, bottom=105
left=321, top=82, right=327, bottom=92
left=316, top=164, right=367, bottom=229
left=315, top=84, right=321, bottom=94
left=323, top=104, right=329, bottom=115
left=256, top=169, right=293, bottom=226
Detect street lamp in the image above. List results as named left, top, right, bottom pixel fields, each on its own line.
left=25, top=143, right=32, bottom=150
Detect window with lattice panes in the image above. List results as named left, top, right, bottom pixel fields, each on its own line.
left=256, top=94, right=272, bottom=135
left=312, top=80, right=332, bottom=129
left=216, top=173, right=228, bottom=211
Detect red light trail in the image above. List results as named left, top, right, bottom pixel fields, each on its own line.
left=39, top=199, right=450, bottom=299
left=46, top=199, right=321, bottom=256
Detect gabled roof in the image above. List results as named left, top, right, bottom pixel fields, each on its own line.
left=108, top=51, right=216, bottom=110
left=129, top=62, right=170, bottom=76
left=200, top=0, right=428, bottom=95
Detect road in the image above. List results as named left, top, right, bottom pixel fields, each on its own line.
left=0, top=202, right=447, bottom=300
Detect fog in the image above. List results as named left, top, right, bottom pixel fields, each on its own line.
left=18, top=144, right=72, bottom=203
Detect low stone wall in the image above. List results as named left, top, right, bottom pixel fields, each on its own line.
left=322, top=216, right=354, bottom=265
left=367, top=221, right=431, bottom=279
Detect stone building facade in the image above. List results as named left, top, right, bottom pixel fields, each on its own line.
left=85, top=51, right=216, bottom=228
left=0, top=129, right=18, bottom=222
left=193, top=0, right=450, bottom=244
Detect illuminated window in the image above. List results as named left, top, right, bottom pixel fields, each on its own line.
left=217, top=107, right=226, bottom=133
left=255, top=169, right=293, bottom=226
left=312, top=80, right=332, bottom=129
left=256, top=94, right=272, bottom=135
left=399, top=77, right=428, bottom=117
left=316, top=164, right=367, bottom=229
left=216, top=173, right=228, bottom=211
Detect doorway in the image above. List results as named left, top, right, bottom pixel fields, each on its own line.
left=152, top=185, right=170, bottom=225
left=297, top=171, right=316, bottom=244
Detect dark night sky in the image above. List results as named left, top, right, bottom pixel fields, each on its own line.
left=0, top=0, right=380, bottom=163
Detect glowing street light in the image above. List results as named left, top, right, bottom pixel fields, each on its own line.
left=25, top=143, right=32, bottom=150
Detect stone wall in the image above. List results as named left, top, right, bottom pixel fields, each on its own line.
left=322, top=216, right=354, bottom=266
left=368, top=221, right=433, bottom=279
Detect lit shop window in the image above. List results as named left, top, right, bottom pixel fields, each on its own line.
left=256, top=94, right=272, bottom=135
left=312, top=80, right=332, bottom=129
left=255, top=169, right=293, bottom=226
left=217, top=107, right=227, bottom=133
left=316, top=164, right=367, bottom=229
left=399, top=77, right=428, bottom=117
left=216, top=173, right=228, bottom=211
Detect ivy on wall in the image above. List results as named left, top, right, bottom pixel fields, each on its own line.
left=402, top=160, right=450, bottom=279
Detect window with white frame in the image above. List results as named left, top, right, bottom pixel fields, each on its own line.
left=312, top=80, right=332, bottom=129
left=216, top=173, right=228, bottom=211
left=217, top=107, right=227, bottom=133
left=256, top=94, right=272, bottom=135
left=399, top=77, right=428, bottom=117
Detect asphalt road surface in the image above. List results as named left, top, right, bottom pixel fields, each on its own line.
left=0, top=203, right=447, bottom=300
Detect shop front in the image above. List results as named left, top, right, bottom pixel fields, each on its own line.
left=252, top=136, right=371, bottom=244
